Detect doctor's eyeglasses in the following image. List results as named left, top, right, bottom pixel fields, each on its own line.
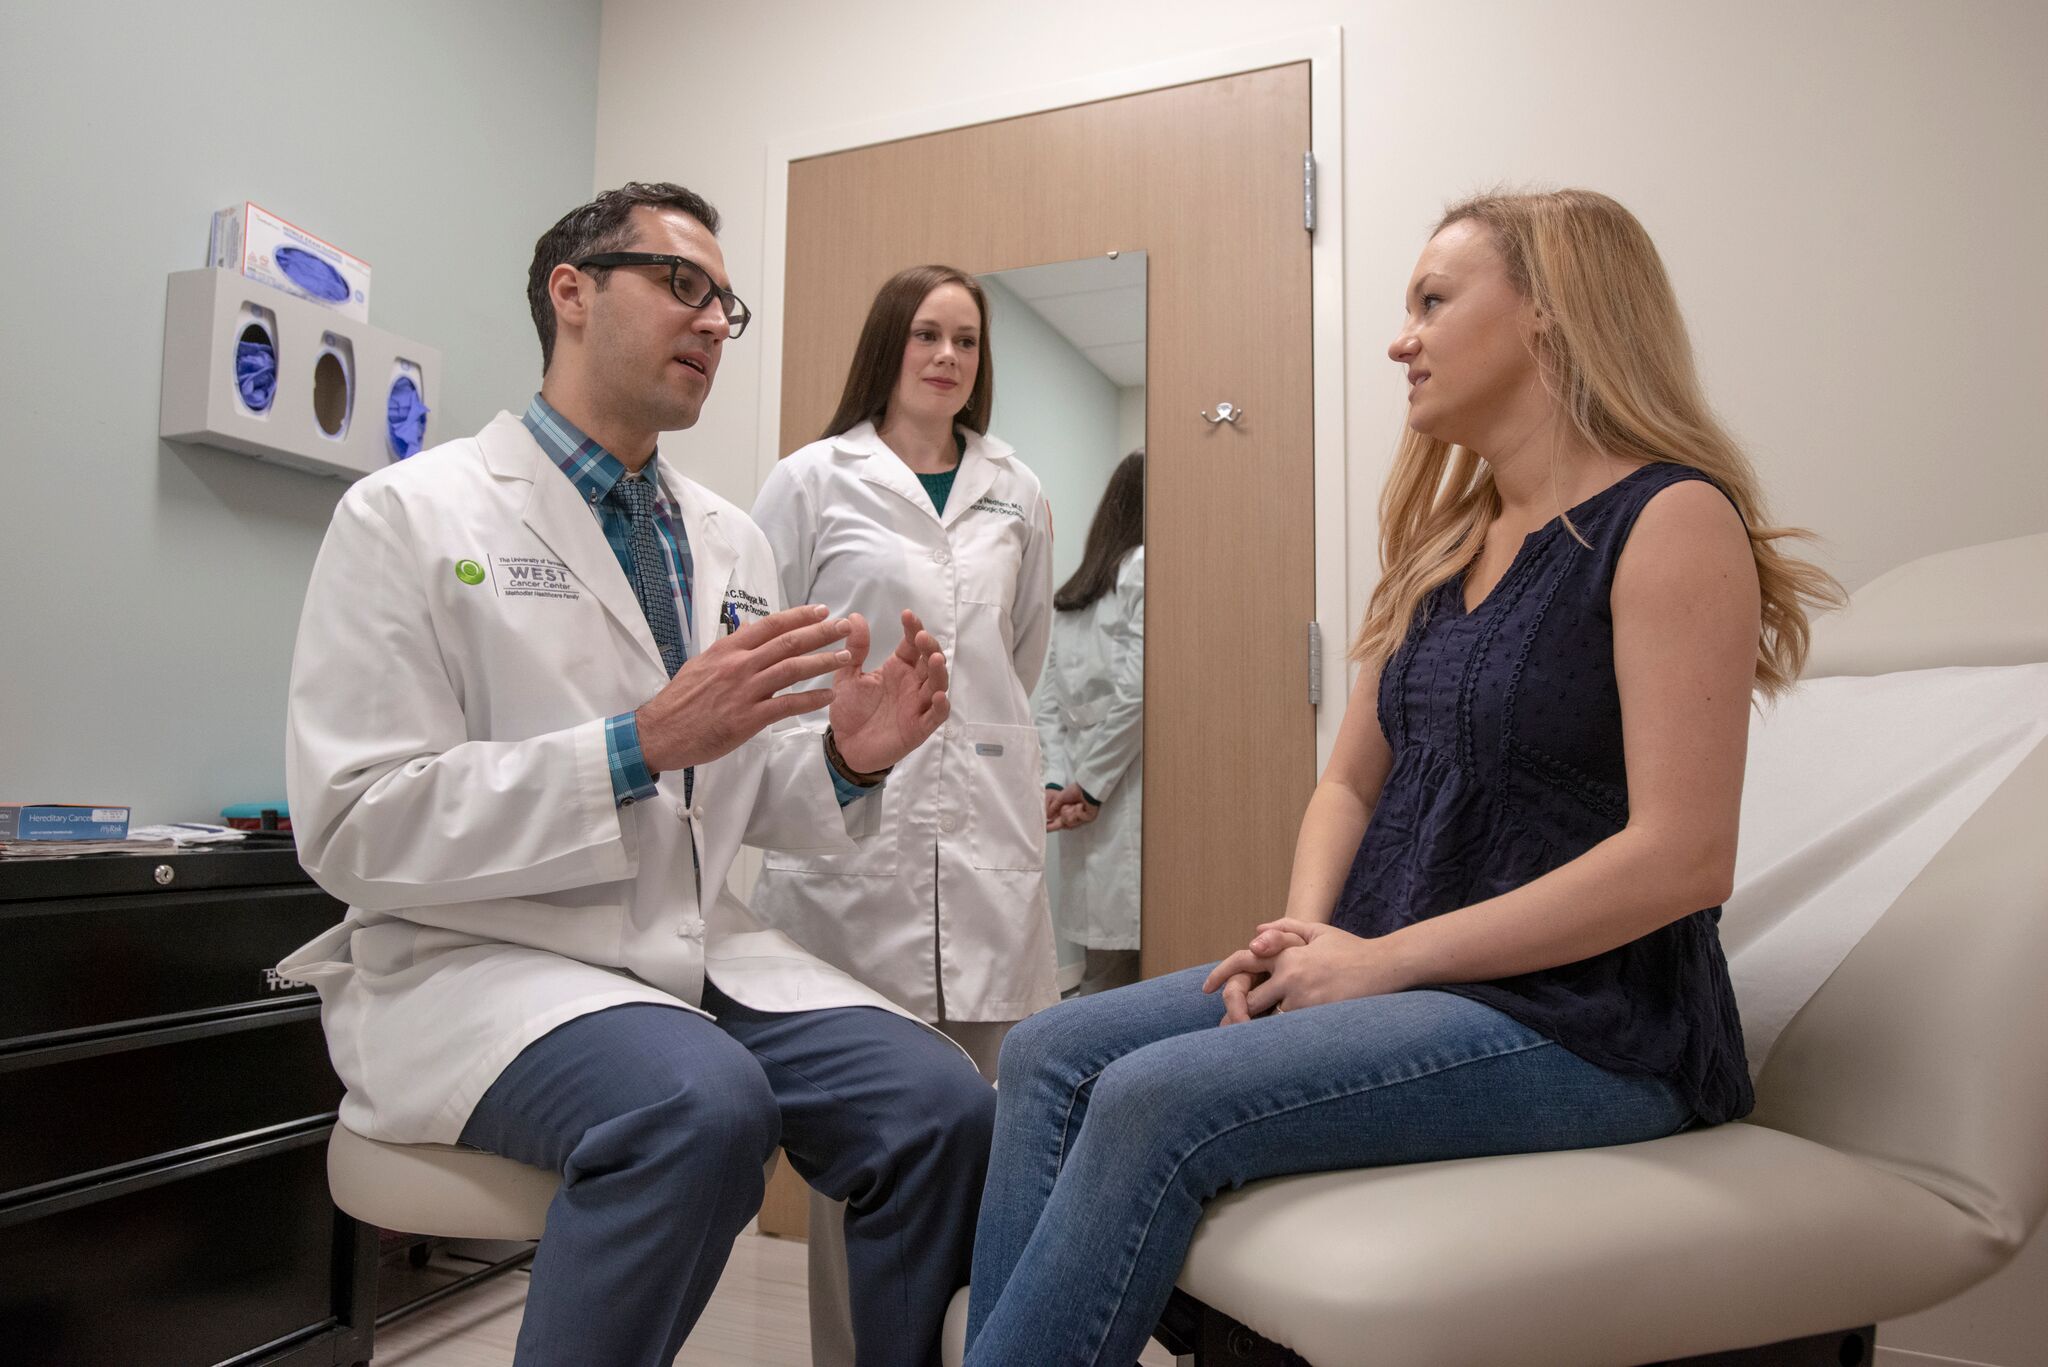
left=575, top=252, right=752, bottom=338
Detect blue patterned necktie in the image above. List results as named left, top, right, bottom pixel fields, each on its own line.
left=609, top=475, right=687, bottom=676
left=609, top=474, right=692, bottom=803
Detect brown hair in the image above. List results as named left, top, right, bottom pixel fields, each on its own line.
left=527, top=181, right=720, bottom=373
left=1351, top=189, right=1843, bottom=695
left=822, top=266, right=994, bottom=439
left=1055, top=450, right=1145, bottom=612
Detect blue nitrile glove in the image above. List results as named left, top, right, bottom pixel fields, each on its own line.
left=235, top=338, right=277, bottom=412
left=274, top=245, right=350, bottom=302
left=387, top=375, right=430, bottom=459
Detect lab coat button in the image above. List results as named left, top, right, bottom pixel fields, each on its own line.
left=931, top=548, right=950, bottom=565
left=938, top=816, right=956, bottom=833
left=689, top=804, right=705, bottom=822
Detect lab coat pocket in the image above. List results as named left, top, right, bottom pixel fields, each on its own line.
left=386, top=891, right=633, bottom=969
left=762, top=821, right=902, bottom=877
left=965, top=722, right=1045, bottom=872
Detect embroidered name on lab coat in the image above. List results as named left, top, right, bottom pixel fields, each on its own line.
left=969, top=495, right=1026, bottom=520
left=724, top=587, right=771, bottom=618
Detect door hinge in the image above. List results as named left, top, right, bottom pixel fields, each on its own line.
left=1307, top=621, right=1323, bottom=706
left=1303, top=152, right=1318, bottom=235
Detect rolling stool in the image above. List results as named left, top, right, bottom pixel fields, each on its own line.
left=327, top=1121, right=781, bottom=1362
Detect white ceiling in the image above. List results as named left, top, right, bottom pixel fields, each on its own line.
left=984, top=252, right=1146, bottom=388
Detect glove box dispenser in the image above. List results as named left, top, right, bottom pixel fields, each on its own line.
left=160, top=268, right=443, bottom=481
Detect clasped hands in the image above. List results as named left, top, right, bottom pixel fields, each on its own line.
left=1201, top=918, right=1414, bottom=1025
left=634, top=604, right=949, bottom=776
left=1043, top=785, right=1099, bottom=832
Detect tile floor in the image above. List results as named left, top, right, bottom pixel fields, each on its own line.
left=371, top=1233, right=1177, bottom=1365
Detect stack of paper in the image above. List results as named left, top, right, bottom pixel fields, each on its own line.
left=132, top=823, right=249, bottom=847
left=0, top=837, right=177, bottom=860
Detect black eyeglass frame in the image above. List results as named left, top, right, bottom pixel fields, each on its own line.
left=575, top=252, right=752, bottom=338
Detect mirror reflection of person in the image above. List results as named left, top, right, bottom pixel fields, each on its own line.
left=1035, top=449, right=1145, bottom=995
left=960, top=190, right=1845, bottom=1365
left=751, top=265, right=1057, bottom=1366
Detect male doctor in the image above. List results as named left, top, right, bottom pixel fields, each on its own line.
left=278, top=183, right=995, bottom=1367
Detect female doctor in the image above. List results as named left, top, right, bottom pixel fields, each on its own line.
left=755, top=266, right=1056, bottom=1367
left=752, top=264, right=1058, bottom=1070
left=1036, top=449, right=1145, bottom=995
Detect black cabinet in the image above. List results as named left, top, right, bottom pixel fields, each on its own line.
left=0, top=846, right=375, bottom=1367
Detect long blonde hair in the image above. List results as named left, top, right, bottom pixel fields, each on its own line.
left=1350, top=189, right=1842, bottom=695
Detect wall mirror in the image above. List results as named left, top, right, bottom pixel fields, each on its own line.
left=981, top=252, right=1146, bottom=994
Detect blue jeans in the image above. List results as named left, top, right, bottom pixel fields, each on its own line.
left=963, top=966, right=1694, bottom=1366
left=459, top=987, right=994, bottom=1367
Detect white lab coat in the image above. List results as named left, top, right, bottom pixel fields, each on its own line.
left=748, top=420, right=1058, bottom=1021
left=1035, top=547, right=1144, bottom=950
left=277, top=412, right=928, bottom=1146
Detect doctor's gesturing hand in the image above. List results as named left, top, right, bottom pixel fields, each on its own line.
left=633, top=604, right=951, bottom=778
left=633, top=604, right=860, bottom=774
left=827, top=608, right=952, bottom=774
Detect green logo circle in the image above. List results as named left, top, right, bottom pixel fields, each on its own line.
left=455, top=559, right=486, bottom=585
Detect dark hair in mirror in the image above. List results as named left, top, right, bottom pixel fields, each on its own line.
left=1055, top=449, right=1145, bottom=612
left=528, top=181, right=721, bottom=373
left=822, top=265, right=994, bottom=439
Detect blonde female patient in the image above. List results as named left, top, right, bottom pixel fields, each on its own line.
left=960, top=189, right=1842, bottom=1365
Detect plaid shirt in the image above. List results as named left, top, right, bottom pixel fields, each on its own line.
left=522, top=394, right=870, bottom=808
left=523, top=393, right=691, bottom=807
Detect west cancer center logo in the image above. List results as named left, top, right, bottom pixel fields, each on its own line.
left=453, top=555, right=581, bottom=600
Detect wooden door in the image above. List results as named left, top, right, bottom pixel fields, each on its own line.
left=764, top=63, right=1315, bottom=1239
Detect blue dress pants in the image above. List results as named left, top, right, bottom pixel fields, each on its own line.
left=458, top=984, right=996, bottom=1367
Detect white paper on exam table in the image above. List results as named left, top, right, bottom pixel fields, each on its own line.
left=1723, top=663, right=2048, bottom=1074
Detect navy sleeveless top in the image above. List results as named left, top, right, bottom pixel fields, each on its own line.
left=1330, top=462, right=1753, bottom=1125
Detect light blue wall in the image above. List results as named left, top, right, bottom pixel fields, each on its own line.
left=980, top=275, right=1125, bottom=591
left=0, top=0, right=602, bottom=822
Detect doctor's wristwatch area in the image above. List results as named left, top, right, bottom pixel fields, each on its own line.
left=159, top=200, right=441, bottom=480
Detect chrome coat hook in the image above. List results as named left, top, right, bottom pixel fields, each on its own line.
left=1199, top=401, right=1245, bottom=426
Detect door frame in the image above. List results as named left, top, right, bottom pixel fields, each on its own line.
left=753, top=27, right=1352, bottom=767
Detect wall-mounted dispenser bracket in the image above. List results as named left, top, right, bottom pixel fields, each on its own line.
left=159, top=268, right=443, bottom=481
